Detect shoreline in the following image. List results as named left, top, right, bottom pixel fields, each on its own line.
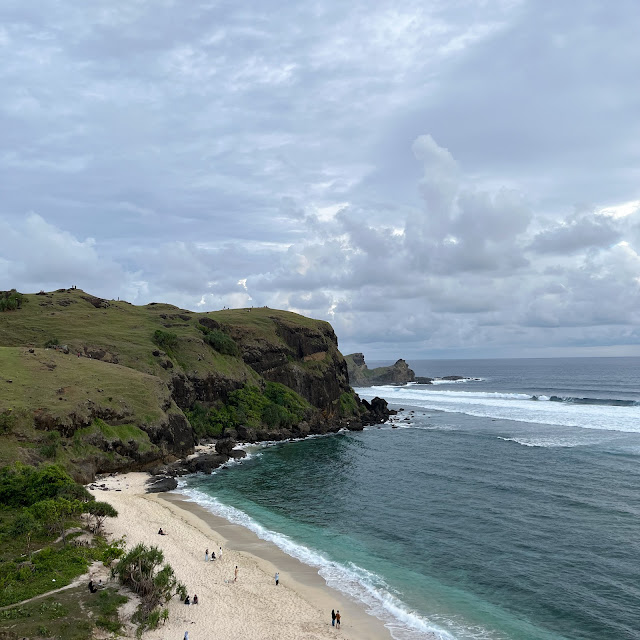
left=91, top=472, right=394, bottom=640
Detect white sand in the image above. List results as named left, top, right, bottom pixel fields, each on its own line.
left=89, top=472, right=392, bottom=640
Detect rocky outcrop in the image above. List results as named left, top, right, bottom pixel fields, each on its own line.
left=346, top=353, right=415, bottom=387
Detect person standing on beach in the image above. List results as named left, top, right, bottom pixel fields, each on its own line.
left=184, top=631, right=189, bottom=640
left=234, top=565, right=239, bottom=582
left=205, top=548, right=209, bottom=562
left=331, top=609, right=336, bottom=626
left=336, top=610, right=341, bottom=629
left=275, top=572, right=279, bottom=586
left=219, top=545, right=223, bottom=560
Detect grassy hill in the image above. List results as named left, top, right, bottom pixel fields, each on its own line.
left=0, top=289, right=364, bottom=479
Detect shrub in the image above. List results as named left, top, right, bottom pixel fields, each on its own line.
left=39, top=431, right=61, bottom=460
left=0, top=410, right=16, bottom=434
left=198, top=325, right=239, bottom=356
left=0, top=289, right=24, bottom=312
left=152, top=329, right=178, bottom=350
left=44, top=337, right=60, bottom=348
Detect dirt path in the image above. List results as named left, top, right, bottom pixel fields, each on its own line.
left=0, top=561, right=110, bottom=611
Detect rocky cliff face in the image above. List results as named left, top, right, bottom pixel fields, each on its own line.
left=0, top=289, right=389, bottom=480
left=346, top=353, right=415, bottom=386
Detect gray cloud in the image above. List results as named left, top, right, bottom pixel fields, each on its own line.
left=1, top=1, right=639, bottom=358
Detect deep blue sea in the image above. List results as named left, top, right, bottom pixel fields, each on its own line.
left=180, top=357, right=640, bottom=640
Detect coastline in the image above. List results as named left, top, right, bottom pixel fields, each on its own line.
left=91, top=472, right=394, bottom=640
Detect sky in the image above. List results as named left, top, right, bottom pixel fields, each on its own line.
left=1, top=0, right=639, bottom=359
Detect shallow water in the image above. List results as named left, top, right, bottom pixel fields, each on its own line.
left=182, top=357, right=640, bottom=640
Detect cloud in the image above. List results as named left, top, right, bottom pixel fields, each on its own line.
left=1, top=1, right=639, bottom=357
left=529, top=208, right=622, bottom=254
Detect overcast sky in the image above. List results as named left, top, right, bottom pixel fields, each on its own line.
left=1, top=0, right=639, bottom=359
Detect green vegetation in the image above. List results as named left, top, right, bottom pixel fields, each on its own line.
left=0, top=289, right=24, bottom=312
left=152, top=329, right=178, bottom=350
left=339, top=391, right=359, bottom=416
left=0, top=464, right=118, bottom=607
left=187, top=382, right=310, bottom=437
left=44, top=337, right=60, bottom=348
left=0, top=587, right=126, bottom=640
left=0, top=288, right=359, bottom=474
left=112, top=543, right=186, bottom=636
left=86, top=501, right=118, bottom=534
left=197, top=324, right=240, bottom=356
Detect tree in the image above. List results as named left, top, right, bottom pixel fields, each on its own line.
left=30, top=497, right=83, bottom=545
left=10, top=510, right=40, bottom=558
left=86, top=501, right=118, bottom=534
left=112, top=544, right=186, bottom=631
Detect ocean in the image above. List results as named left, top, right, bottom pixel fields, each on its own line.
left=179, top=357, right=640, bottom=640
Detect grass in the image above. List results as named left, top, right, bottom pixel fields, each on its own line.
left=0, top=289, right=330, bottom=379
left=0, top=288, right=359, bottom=471
left=0, top=587, right=127, bottom=640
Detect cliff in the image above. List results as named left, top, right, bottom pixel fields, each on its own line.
left=0, top=289, right=388, bottom=481
left=345, top=353, right=415, bottom=386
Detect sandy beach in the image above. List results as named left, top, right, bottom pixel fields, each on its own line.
left=89, top=472, right=393, bottom=640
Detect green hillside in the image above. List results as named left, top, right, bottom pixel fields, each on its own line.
left=0, top=288, right=364, bottom=479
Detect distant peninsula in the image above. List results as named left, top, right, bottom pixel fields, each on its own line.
left=345, top=353, right=466, bottom=387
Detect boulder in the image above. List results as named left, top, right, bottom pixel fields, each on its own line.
left=215, top=438, right=236, bottom=456
left=146, top=476, right=178, bottom=493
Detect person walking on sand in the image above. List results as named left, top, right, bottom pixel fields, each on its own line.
left=219, top=545, right=223, bottom=560
left=184, top=631, right=189, bottom=640
left=275, top=571, right=279, bottom=586
left=205, top=548, right=209, bottom=562
left=234, top=565, right=239, bottom=582
left=331, top=609, right=336, bottom=626
left=336, top=610, right=341, bottom=629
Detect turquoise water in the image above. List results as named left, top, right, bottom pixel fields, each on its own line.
left=181, top=357, right=640, bottom=640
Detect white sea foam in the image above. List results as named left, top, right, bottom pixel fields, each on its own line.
left=497, top=436, right=582, bottom=448
left=355, top=386, right=640, bottom=433
left=428, top=378, right=483, bottom=385
left=178, top=487, right=456, bottom=640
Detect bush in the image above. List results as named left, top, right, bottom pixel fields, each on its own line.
left=39, top=431, right=61, bottom=460
left=152, top=330, right=178, bottom=350
left=0, top=410, right=16, bottom=434
left=0, top=289, right=24, bottom=312
left=44, top=337, right=60, bottom=349
left=198, top=325, right=239, bottom=356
